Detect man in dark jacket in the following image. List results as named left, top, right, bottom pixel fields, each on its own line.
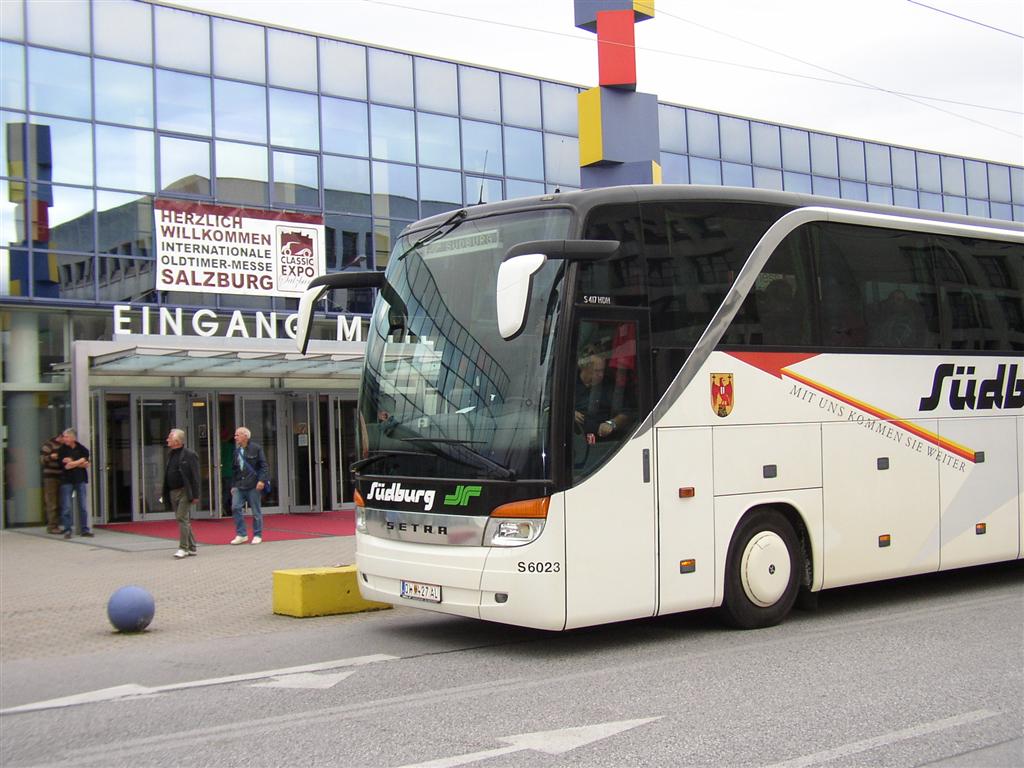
left=163, top=428, right=200, bottom=559
left=57, top=428, right=92, bottom=538
left=40, top=433, right=64, bottom=533
left=230, top=426, right=269, bottom=545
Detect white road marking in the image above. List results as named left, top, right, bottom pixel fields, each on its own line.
left=764, top=710, right=1001, bottom=768
left=250, top=670, right=357, bottom=689
left=0, top=654, right=396, bottom=715
left=394, top=717, right=663, bottom=768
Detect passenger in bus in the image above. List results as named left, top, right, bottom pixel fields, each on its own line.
left=574, top=346, right=633, bottom=446
left=873, top=288, right=928, bottom=348
left=757, top=279, right=805, bottom=345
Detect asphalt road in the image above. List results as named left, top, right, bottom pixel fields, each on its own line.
left=1, top=561, right=1021, bottom=768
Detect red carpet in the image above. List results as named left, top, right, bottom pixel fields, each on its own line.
left=98, top=510, right=355, bottom=545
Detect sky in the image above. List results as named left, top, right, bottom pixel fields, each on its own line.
left=173, top=0, right=1024, bottom=167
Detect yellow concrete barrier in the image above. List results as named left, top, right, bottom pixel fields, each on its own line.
left=272, top=566, right=391, bottom=618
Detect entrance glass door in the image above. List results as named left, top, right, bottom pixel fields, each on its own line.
left=187, top=394, right=216, bottom=519
left=288, top=395, right=320, bottom=512
left=134, top=395, right=183, bottom=518
left=239, top=396, right=280, bottom=510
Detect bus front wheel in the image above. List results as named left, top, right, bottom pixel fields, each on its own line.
left=721, top=510, right=801, bottom=629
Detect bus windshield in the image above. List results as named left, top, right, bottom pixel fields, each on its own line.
left=358, top=209, right=571, bottom=482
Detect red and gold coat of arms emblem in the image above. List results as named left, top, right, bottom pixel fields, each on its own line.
left=711, top=373, right=734, bottom=417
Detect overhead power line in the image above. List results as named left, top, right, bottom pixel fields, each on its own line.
left=906, top=1, right=1023, bottom=39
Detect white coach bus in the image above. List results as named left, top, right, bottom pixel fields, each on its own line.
left=298, top=186, right=1023, bottom=630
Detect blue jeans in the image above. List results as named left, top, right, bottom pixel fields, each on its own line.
left=231, top=487, right=263, bottom=538
left=59, top=482, right=90, bottom=533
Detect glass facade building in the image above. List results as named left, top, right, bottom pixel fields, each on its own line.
left=1, top=0, right=1022, bottom=529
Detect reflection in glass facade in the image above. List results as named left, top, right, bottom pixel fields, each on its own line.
left=0, top=0, right=1019, bottom=313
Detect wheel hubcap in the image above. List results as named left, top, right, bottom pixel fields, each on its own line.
left=740, top=531, right=791, bottom=607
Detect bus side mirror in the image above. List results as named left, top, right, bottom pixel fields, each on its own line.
left=296, top=271, right=385, bottom=354
left=496, top=253, right=546, bottom=340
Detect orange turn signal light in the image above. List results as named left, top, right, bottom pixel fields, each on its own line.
left=354, top=489, right=365, bottom=508
left=491, top=497, right=550, bottom=519
left=878, top=534, right=891, bottom=548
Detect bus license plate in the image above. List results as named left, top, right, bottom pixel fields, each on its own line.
left=401, top=579, right=442, bottom=603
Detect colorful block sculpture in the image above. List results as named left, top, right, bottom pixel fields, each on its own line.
left=575, top=0, right=661, bottom=187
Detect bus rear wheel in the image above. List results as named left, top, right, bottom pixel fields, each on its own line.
left=721, top=510, right=801, bottom=629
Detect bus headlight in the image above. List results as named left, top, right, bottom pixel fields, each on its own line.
left=484, top=497, right=549, bottom=547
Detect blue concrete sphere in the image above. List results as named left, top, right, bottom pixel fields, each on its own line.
left=107, top=586, right=155, bottom=633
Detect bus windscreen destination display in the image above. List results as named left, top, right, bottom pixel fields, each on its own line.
left=154, top=200, right=326, bottom=298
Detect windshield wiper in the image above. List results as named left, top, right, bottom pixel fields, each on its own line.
left=396, top=209, right=468, bottom=261
left=350, top=450, right=428, bottom=473
left=400, top=437, right=516, bottom=480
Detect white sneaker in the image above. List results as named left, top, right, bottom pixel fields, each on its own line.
left=173, top=549, right=188, bottom=559
left=230, top=535, right=247, bottom=545
left=251, top=536, right=262, bottom=545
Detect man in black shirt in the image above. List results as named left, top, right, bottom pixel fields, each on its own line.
left=57, top=428, right=91, bottom=539
left=163, top=428, right=200, bottom=559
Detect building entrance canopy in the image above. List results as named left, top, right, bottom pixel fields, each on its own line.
left=89, top=346, right=364, bottom=379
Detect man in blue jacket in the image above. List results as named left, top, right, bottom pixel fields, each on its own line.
left=229, top=426, right=269, bottom=545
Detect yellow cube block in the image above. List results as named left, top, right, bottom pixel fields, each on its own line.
left=272, top=566, right=391, bottom=618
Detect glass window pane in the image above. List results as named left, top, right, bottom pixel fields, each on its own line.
left=159, top=136, right=210, bottom=195
left=94, top=0, right=152, bottom=63
left=687, top=110, right=719, bottom=158
left=990, top=202, right=1011, bottom=221
left=461, top=119, right=502, bottom=175
left=501, top=74, right=541, bottom=129
left=97, top=191, right=152, bottom=258
left=966, top=198, right=989, bottom=218
left=542, top=82, right=578, bottom=135
left=942, top=195, right=967, bottom=215
left=840, top=180, right=867, bottom=201
left=690, top=157, right=721, bottom=185
left=812, top=176, right=840, bottom=198
left=720, top=116, right=750, bottom=164
left=660, top=152, right=688, bottom=183
left=988, top=164, right=1011, bottom=202
left=544, top=133, right=579, bottom=186
left=154, top=6, right=210, bottom=73
left=269, top=88, right=319, bottom=150
left=1, top=111, right=21, bottom=177
left=940, top=156, right=966, bottom=197
left=27, top=0, right=89, bottom=52
left=319, top=39, right=366, bottom=100
left=416, top=58, right=457, bottom=115
left=96, top=254, right=156, bottom=303
left=964, top=160, right=987, bottom=199
left=868, top=184, right=893, bottom=205
left=322, top=97, right=368, bottom=157
left=96, top=125, right=154, bottom=191
left=916, top=152, right=940, bottom=193
left=215, top=140, right=267, bottom=204
left=722, top=162, right=752, bottom=187
left=504, top=126, right=543, bottom=180
left=215, top=79, right=266, bottom=143
left=780, top=127, right=810, bottom=173
left=753, top=167, right=783, bottom=190
left=865, top=143, right=891, bottom=185
left=368, top=49, right=412, bottom=107
left=28, top=48, right=90, bottom=119
left=324, top=213, right=371, bottom=275
left=891, top=147, right=916, bottom=188
left=417, top=112, right=460, bottom=169
left=419, top=168, right=462, bottom=217
left=1, top=42, right=25, bottom=110
left=783, top=171, right=811, bottom=194
left=213, top=18, right=265, bottom=83
left=920, top=191, right=942, bottom=211
left=372, top=160, right=417, bottom=219
left=658, top=105, right=685, bottom=153
left=838, top=138, right=865, bottom=181
left=272, top=150, right=319, bottom=207
left=324, top=155, right=370, bottom=214
left=2, top=1, right=23, bottom=39
left=506, top=179, right=544, bottom=199
left=370, top=104, right=415, bottom=163
left=1011, top=167, right=1023, bottom=204
left=459, top=66, right=499, bottom=121
left=38, top=183, right=94, bottom=254
left=751, top=122, right=781, bottom=168
left=810, top=133, right=838, bottom=177
left=893, top=187, right=918, bottom=208
left=94, top=60, right=152, bottom=128
left=28, top=116, right=93, bottom=185
left=464, top=175, right=502, bottom=204
left=268, top=29, right=316, bottom=91
left=156, top=70, right=212, bottom=135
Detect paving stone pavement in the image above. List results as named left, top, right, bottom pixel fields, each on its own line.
left=0, top=527, right=357, bottom=662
